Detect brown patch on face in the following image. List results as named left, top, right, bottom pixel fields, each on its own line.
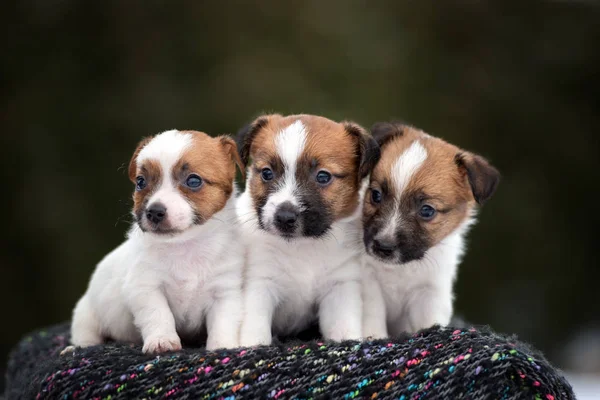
left=237, top=114, right=379, bottom=237
left=131, top=158, right=162, bottom=225
left=299, top=115, right=365, bottom=219
left=173, top=131, right=238, bottom=223
left=404, top=136, right=474, bottom=245
left=363, top=123, right=499, bottom=263
left=238, top=115, right=283, bottom=220
left=128, top=137, right=152, bottom=182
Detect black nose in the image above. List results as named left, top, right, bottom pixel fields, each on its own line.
left=146, top=203, right=167, bottom=224
left=372, top=238, right=396, bottom=257
left=274, top=203, right=299, bottom=233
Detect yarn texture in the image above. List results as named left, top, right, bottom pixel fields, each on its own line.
left=5, top=323, right=574, bottom=399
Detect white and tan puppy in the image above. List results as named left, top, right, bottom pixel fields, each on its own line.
left=71, top=130, right=244, bottom=352
left=236, top=114, right=380, bottom=346
left=362, top=122, right=499, bottom=338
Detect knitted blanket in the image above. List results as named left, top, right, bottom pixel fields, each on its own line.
left=5, top=323, right=574, bottom=399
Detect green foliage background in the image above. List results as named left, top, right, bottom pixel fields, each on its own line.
left=2, top=1, right=599, bottom=387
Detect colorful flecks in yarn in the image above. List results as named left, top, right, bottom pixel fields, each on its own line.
left=5, top=323, right=575, bottom=399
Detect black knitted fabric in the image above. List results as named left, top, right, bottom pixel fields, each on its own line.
left=5, top=323, right=574, bottom=399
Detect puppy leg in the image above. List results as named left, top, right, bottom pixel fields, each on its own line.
left=71, top=295, right=103, bottom=347
left=126, top=289, right=181, bottom=354
left=319, top=280, right=363, bottom=341
left=206, top=289, right=242, bottom=350
left=402, top=285, right=453, bottom=333
left=362, top=273, right=388, bottom=339
left=239, top=279, right=277, bottom=347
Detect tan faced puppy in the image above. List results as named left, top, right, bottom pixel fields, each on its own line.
left=236, top=114, right=379, bottom=345
left=71, top=130, right=244, bottom=352
left=362, top=122, right=499, bottom=338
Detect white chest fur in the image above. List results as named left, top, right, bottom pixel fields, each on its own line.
left=237, top=189, right=365, bottom=345
left=362, top=220, right=471, bottom=337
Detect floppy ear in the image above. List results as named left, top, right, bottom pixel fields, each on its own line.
left=128, top=137, right=152, bottom=183
left=343, top=121, right=381, bottom=179
left=236, top=114, right=281, bottom=166
left=455, top=152, right=500, bottom=205
left=219, top=135, right=245, bottom=180
left=370, top=121, right=407, bottom=148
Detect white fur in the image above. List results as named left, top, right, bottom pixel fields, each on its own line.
left=362, top=140, right=474, bottom=338
left=237, top=120, right=365, bottom=346
left=71, top=131, right=243, bottom=352
left=137, top=130, right=196, bottom=232
left=377, top=141, right=428, bottom=240
left=261, top=121, right=307, bottom=232
left=391, top=140, right=427, bottom=196
left=362, top=219, right=473, bottom=338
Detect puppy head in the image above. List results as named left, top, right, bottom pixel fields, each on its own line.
left=128, top=130, right=242, bottom=235
left=363, top=122, right=500, bottom=264
left=237, top=114, right=379, bottom=239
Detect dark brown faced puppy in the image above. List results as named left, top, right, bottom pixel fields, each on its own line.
left=361, top=122, right=500, bottom=338
left=236, top=114, right=380, bottom=346
left=237, top=113, right=379, bottom=239
left=363, top=122, right=499, bottom=264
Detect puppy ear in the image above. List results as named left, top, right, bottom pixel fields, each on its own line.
left=455, top=152, right=500, bottom=205
left=236, top=114, right=280, bottom=166
left=219, top=135, right=245, bottom=180
left=370, top=121, right=407, bottom=148
left=128, top=137, right=152, bottom=183
left=343, top=121, right=381, bottom=179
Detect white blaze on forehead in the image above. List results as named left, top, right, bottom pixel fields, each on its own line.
left=137, top=130, right=193, bottom=169
left=275, top=120, right=307, bottom=170
left=138, top=130, right=196, bottom=231
left=261, top=120, right=308, bottom=229
left=391, top=140, right=428, bottom=197
left=273, top=120, right=307, bottom=206
left=376, top=140, right=428, bottom=240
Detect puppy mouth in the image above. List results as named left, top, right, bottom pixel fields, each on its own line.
left=135, top=215, right=185, bottom=236
left=139, top=222, right=182, bottom=236
left=364, top=235, right=403, bottom=264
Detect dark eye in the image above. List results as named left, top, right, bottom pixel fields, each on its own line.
left=185, top=174, right=203, bottom=189
left=419, top=204, right=436, bottom=220
left=136, top=176, right=147, bottom=191
left=261, top=168, right=274, bottom=181
left=371, top=189, right=382, bottom=204
left=316, top=170, right=332, bottom=185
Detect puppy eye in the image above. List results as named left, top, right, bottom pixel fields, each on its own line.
left=261, top=168, right=274, bottom=181
left=419, top=204, right=436, bottom=220
left=371, top=189, right=382, bottom=204
left=316, top=170, right=332, bottom=185
left=136, top=176, right=147, bottom=191
left=185, top=174, right=203, bottom=189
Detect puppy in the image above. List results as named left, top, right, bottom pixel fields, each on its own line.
left=236, top=114, right=380, bottom=346
left=361, top=122, right=499, bottom=338
left=71, top=130, right=244, bottom=352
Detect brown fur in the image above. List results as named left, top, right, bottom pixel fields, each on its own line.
left=174, top=131, right=238, bottom=222
left=131, top=159, right=162, bottom=222
left=365, top=123, right=499, bottom=251
left=128, top=131, right=242, bottom=226
left=128, top=137, right=152, bottom=182
left=244, top=114, right=372, bottom=220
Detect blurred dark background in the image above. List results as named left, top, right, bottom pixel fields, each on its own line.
left=2, top=0, right=599, bottom=391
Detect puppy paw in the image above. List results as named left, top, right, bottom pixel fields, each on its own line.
left=206, top=337, right=239, bottom=351
left=142, top=334, right=182, bottom=354
left=59, top=345, right=76, bottom=356
left=239, top=331, right=272, bottom=347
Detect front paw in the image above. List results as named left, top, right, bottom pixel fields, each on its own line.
left=142, top=334, right=182, bottom=354
left=325, top=326, right=362, bottom=342
left=206, top=336, right=239, bottom=351
left=239, top=325, right=272, bottom=347
left=363, top=328, right=389, bottom=340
